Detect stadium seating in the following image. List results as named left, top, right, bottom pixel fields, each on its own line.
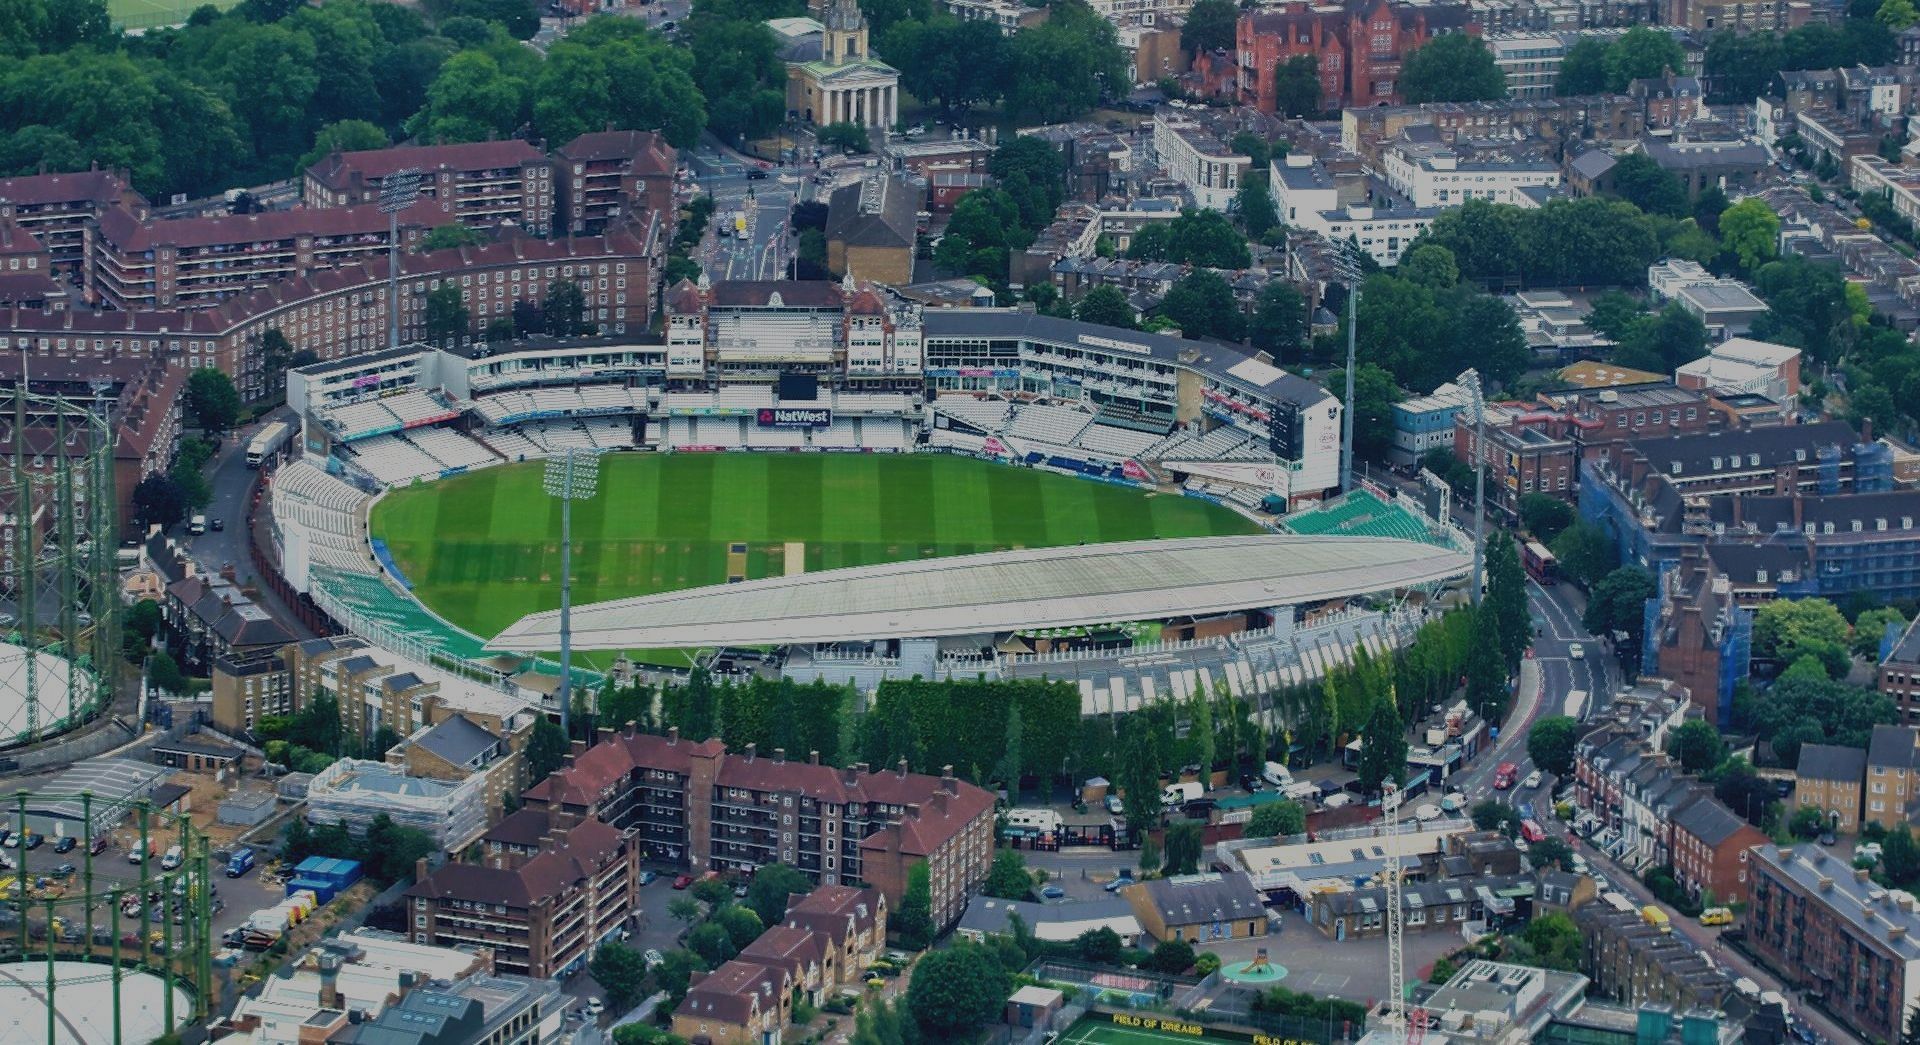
left=715, top=386, right=774, bottom=410
left=930, top=398, right=1010, bottom=432
left=408, top=427, right=501, bottom=471
left=270, top=460, right=374, bottom=573
left=483, top=427, right=544, bottom=461
left=348, top=434, right=444, bottom=486
left=1007, top=404, right=1094, bottom=445
left=861, top=419, right=914, bottom=451
left=1280, top=489, right=1445, bottom=544
left=1076, top=423, right=1159, bottom=461
left=816, top=419, right=861, bottom=449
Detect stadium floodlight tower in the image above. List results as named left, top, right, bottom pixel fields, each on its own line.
left=544, top=447, right=601, bottom=738
left=378, top=168, right=423, bottom=350
left=1457, top=368, right=1488, bottom=605
left=1332, top=239, right=1365, bottom=494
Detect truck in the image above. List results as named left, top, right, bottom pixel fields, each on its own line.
left=1161, top=782, right=1204, bottom=806
left=245, top=421, right=292, bottom=468
left=1493, top=762, right=1518, bottom=789
left=225, top=847, right=255, bottom=878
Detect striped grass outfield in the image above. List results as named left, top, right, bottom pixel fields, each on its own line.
left=370, top=453, right=1259, bottom=641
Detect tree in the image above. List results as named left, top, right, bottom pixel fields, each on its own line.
left=1754, top=598, right=1853, bottom=677
left=1530, top=836, right=1575, bottom=872
left=1583, top=290, right=1644, bottom=342
left=985, top=849, right=1034, bottom=899
left=1271, top=54, right=1322, bottom=118
left=1485, top=536, right=1533, bottom=671
left=1608, top=152, right=1688, bottom=217
left=1613, top=303, right=1708, bottom=373
left=1181, top=0, right=1237, bottom=53
left=413, top=49, right=529, bottom=143
left=1075, top=286, right=1137, bottom=329
left=1550, top=521, right=1617, bottom=589
left=1148, top=939, right=1196, bottom=973
left=184, top=368, right=242, bottom=433
left=1164, top=820, right=1204, bottom=875
left=1114, top=714, right=1166, bottom=835
left=884, top=17, right=1007, bottom=116
left=1248, top=282, right=1306, bottom=359
left=1669, top=719, right=1728, bottom=774
left=668, top=896, right=702, bottom=924
left=1075, top=926, right=1124, bottom=964
left=1556, top=38, right=1608, bottom=96
left=1602, top=27, right=1686, bottom=91
left=1527, top=716, right=1580, bottom=778
left=1399, top=34, right=1507, bottom=104
left=1517, top=912, right=1582, bottom=972
left=1789, top=804, right=1829, bottom=839
left=1236, top=172, right=1280, bottom=240
left=1465, top=605, right=1509, bottom=723
left=1881, top=0, right=1919, bottom=29
left=148, top=650, right=187, bottom=694
left=1885, top=826, right=1920, bottom=887
left=544, top=279, right=586, bottom=337
left=653, top=949, right=705, bottom=1006
left=418, top=223, right=485, bottom=252
left=131, top=474, right=188, bottom=533
left=895, top=862, right=934, bottom=949
left=1354, top=694, right=1408, bottom=795
left=714, top=903, right=764, bottom=949
left=1329, top=364, right=1401, bottom=464
left=817, top=121, right=871, bottom=154
left=1002, top=1, right=1129, bottom=125
left=936, top=187, right=1025, bottom=281
left=906, top=943, right=1012, bottom=1039
left=1518, top=494, right=1575, bottom=543
left=525, top=717, right=570, bottom=783
left=296, top=118, right=389, bottom=178
left=1247, top=800, right=1306, bottom=838
left=1720, top=198, right=1781, bottom=274
left=988, top=136, right=1067, bottom=234
left=1127, top=209, right=1253, bottom=269
left=1160, top=270, right=1245, bottom=341
left=686, top=922, right=738, bottom=966
left=744, top=862, right=810, bottom=926
left=1471, top=799, right=1522, bottom=836
left=1583, top=566, right=1657, bottom=649
left=423, top=283, right=470, bottom=344
left=1854, top=607, right=1909, bottom=659
left=1400, top=243, right=1459, bottom=290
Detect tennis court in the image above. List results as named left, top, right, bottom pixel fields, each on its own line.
left=1058, top=1014, right=1254, bottom=1045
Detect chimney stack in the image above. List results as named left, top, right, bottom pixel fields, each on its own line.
left=669, top=726, right=680, bottom=745
left=1858, top=866, right=1872, bottom=882
left=774, top=748, right=786, bottom=763
left=810, top=750, right=820, bottom=765
left=624, top=720, right=637, bottom=738
left=897, top=758, right=909, bottom=779
left=745, top=743, right=757, bottom=762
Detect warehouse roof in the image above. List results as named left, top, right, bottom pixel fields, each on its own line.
left=489, top=535, right=1469, bottom=651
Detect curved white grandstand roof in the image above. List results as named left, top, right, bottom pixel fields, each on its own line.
left=488, top=535, right=1470, bottom=652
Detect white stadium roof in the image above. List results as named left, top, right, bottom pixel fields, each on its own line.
left=488, top=535, right=1469, bottom=652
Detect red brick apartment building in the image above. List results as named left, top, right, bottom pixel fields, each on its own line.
left=1236, top=0, right=1476, bottom=113
left=0, top=218, right=62, bottom=308
left=0, top=168, right=147, bottom=275
left=1748, top=844, right=1920, bottom=1045
left=303, top=140, right=557, bottom=235
left=408, top=809, right=640, bottom=979
left=1454, top=403, right=1577, bottom=521
left=554, top=131, right=677, bottom=237
left=1668, top=793, right=1767, bottom=904
left=91, top=199, right=442, bottom=311
left=0, top=217, right=662, bottom=402
left=521, top=726, right=996, bottom=931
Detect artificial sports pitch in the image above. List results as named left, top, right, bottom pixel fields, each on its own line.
left=371, top=453, right=1260, bottom=641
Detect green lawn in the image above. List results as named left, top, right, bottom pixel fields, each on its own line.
left=370, top=453, right=1258, bottom=640
left=111, top=0, right=241, bottom=30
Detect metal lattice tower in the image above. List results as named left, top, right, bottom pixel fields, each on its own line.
left=1382, top=781, right=1408, bottom=1045
left=0, top=380, right=118, bottom=746
left=1457, top=369, right=1488, bottom=606
left=544, top=447, right=601, bottom=737
left=379, top=168, right=423, bottom=351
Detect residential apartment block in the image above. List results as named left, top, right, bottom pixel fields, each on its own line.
left=1660, top=0, right=1809, bottom=33
left=554, top=130, right=677, bottom=237
left=1574, top=901, right=1741, bottom=1011
left=1747, top=843, right=1920, bottom=1045
left=1669, top=794, right=1767, bottom=904
left=1235, top=0, right=1476, bottom=113
left=303, top=140, right=556, bottom=235
left=1794, top=743, right=1868, bottom=834
left=1268, top=154, right=1437, bottom=266
left=1866, top=725, right=1920, bottom=830
left=0, top=167, right=148, bottom=275
left=308, top=757, right=491, bottom=850
left=1880, top=618, right=1920, bottom=723
left=1454, top=401, right=1577, bottom=520
left=1152, top=110, right=1250, bottom=211
left=1642, top=548, right=1751, bottom=726
left=408, top=811, right=641, bottom=979
left=520, top=727, right=995, bottom=931
left=1675, top=337, right=1801, bottom=406
left=1379, top=136, right=1561, bottom=208
left=92, top=199, right=441, bottom=311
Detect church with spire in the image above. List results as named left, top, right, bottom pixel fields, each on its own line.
left=782, top=0, right=902, bottom=131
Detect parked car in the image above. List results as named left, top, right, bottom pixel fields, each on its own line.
left=52, top=837, right=74, bottom=854
left=1239, top=774, right=1265, bottom=792
left=1103, top=875, right=1133, bottom=893
left=638, top=870, right=658, bottom=885
left=585, top=998, right=604, bottom=1017
left=1039, top=885, right=1065, bottom=899
left=672, top=874, right=694, bottom=889
left=210, top=518, right=225, bottom=532
left=644, top=949, right=665, bottom=969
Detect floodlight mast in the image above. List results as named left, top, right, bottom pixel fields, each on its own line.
left=544, top=447, right=601, bottom=738
left=379, top=169, right=423, bottom=350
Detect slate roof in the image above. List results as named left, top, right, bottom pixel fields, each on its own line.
left=1796, top=743, right=1867, bottom=783
left=1131, top=871, right=1265, bottom=927
left=411, top=714, right=502, bottom=770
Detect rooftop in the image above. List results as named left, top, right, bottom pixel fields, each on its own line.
left=1751, top=844, right=1920, bottom=961
left=489, top=535, right=1469, bottom=651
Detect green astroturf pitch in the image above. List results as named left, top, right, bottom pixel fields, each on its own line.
left=1058, top=1015, right=1267, bottom=1045
left=370, top=453, right=1260, bottom=641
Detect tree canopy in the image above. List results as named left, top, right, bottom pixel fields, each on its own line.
left=1527, top=716, right=1580, bottom=778
left=1398, top=34, right=1507, bottom=104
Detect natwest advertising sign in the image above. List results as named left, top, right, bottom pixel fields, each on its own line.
left=757, top=407, right=833, bottom=428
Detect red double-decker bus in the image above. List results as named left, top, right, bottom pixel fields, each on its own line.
left=1521, top=541, right=1557, bottom=583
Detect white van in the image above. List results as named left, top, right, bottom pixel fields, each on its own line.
left=1322, top=792, right=1354, bottom=809
left=160, top=845, right=183, bottom=871
left=1162, top=782, right=1204, bottom=806
left=1261, top=761, right=1293, bottom=787
left=187, top=515, right=206, bottom=536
